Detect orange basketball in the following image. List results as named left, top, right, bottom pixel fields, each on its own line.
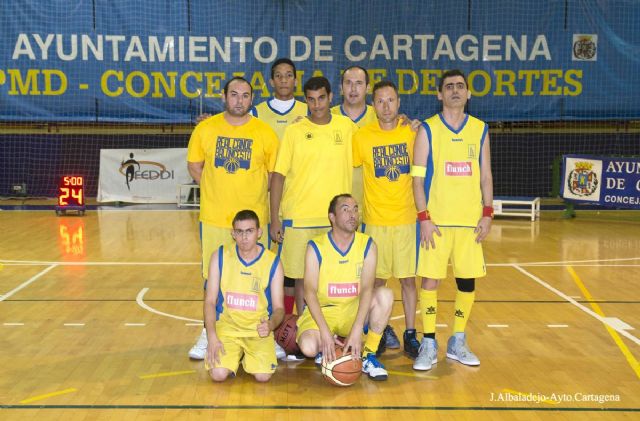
left=321, top=346, right=362, bottom=387
left=274, top=314, right=300, bottom=354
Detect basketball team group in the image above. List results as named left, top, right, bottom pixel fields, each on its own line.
left=185, top=58, right=494, bottom=384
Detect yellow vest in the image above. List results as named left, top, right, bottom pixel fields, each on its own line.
left=422, top=113, right=488, bottom=227
left=215, top=244, right=279, bottom=337
left=310, top=231, right=373, bottom=307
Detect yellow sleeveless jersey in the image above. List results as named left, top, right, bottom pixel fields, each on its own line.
left=309, top=231, right=373, bottom=307
left=331, top=104, right=377, bottom=128
left=187, top=113, right=279, bottom=228
left=274, top=115, right=357, bottom=227
left=215, top=244, right=280, bottom=338
left=422, top=113, right=489, bottom=227
left=353, top=121, right=415, bottom=225
left=253, top=99, right=308, bottom=139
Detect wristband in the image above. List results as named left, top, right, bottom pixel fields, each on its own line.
left=417, top=209, right=430, bottom=221
left=483, top=206, right=494, bottom=219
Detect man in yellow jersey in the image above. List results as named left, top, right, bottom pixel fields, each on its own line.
left=187, top=76, right=279, bottom=360
left=252, top=58, right=307, bottom=319
left=270, top=77, right=358, bottom=316
left=411, top=69, right=494, bottom=371
left=353, top=80, right=421, bottom=360
left=252, top=58, right=308, bottom=140
left=334, top=67, right=419, bottom=352
left=331, top=66, right=377, bottom=231
left=296, top=194, right=393, bottom=381
left=204, top=210, right=284, bottom=382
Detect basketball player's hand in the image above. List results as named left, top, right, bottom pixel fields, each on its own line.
left=320, top=328, right=337, bottom=364
left=342, top=332, right=361, bottom=360
left=207, top=337, right=225, bottom=367
left=419, top=220, right=441, bottom=249
left=474, top=216, right=492, bottom=242
left=257, top=317, right=270, bottom=338
left=270, top=219, right=284, bottom=244
left=195, top=113, right=212, bottom=124
left=399, top=114, right=422, bottom=132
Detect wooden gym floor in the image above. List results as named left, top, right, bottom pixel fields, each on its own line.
left=0, top=208, right=639, bottom=420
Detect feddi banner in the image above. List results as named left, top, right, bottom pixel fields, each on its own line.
left=97, top=148, right=191, bottom=203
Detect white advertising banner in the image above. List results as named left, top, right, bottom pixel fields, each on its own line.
left=97, top=148, right=191, bottom=203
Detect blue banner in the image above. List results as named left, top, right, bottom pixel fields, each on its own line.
left=561, top=154, right=640, bottom=209
left=1, top=0, right=639, bottom=123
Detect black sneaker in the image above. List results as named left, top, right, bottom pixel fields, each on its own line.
left=403, top=329, right=421, bottom=359
left=383, top=325, right=401, bottom=349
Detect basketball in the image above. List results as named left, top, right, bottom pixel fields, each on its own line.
left=274, top=314, right=300, bottom=354
left=321, top=346, right=363, bottom=387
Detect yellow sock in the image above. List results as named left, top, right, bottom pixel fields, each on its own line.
left=362, top=330, right=382, bottom=357
left=420, top=289, right=438, bottom=335
left=453, top=290, right=476, bottom=333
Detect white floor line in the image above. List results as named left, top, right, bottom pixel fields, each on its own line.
left=487, top=324, right=509, bottom=328
left=513, top=264, right=640, bottom=346
left=3, top=323, right=24, bottom=326
left=0, top=260, right=198, bottom=266
left=125, top=323, right=146, bottom=326
left=136, top=288, right=202, bottom=323
left=0, top=264, right=57, bottom=301
left=63, top=323, right=85, bottom=327
left=548, top=324, right=569, bottom=328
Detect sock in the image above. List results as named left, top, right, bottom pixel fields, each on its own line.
left=420, top=289, right=438, bottom=339
left=362, top=330, right=382, bottom=357
left=453, top=290, right=476, bottom=333
left=284, top=295, right=295, bottom=314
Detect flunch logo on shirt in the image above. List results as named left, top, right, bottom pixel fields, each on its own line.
left=214, top=136, right=253, bottom=174
left=328, top=282, right=359, bottom=298
left=305, top=132, right=313, bottom=140
left=372, top=143, right=410, bottom=181
left=225, top=291, right=258, bottom=311
left=334, top=131, right=343, bottom=145
left=445, top=161, right=472, bottom=176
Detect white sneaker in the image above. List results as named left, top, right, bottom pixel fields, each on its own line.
left=413, top=338, right=438, bottom=371
left=446, top=332, right=480, bottom=366
left=188, top=328, right=208, bottom=360
left=275, top=342, right=286, bottom=360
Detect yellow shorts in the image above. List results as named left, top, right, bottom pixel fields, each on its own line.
left=204, top=334, right=277, bottom=375
left=279, top=224, right=330, bottom=279
left=200, top=222, right=269, bottom=280
left=416, top=226, right=486, bottom=279
left=296, top=300, right=359, bottom=341
left=362, top=223, right=417, bottom=279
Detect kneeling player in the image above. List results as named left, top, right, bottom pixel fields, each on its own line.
left=204, top=210, right=284, bottom=382
left=296, top=194, right=393, bottom=381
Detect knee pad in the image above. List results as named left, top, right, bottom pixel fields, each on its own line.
left=455, top=277, right=475, bottom=292
left=284, top=276, right=296, bottom=288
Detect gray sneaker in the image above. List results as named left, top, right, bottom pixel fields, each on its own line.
left=413, top=337, right=438, bottom=371
left=446, top=332, right=480, bottom=366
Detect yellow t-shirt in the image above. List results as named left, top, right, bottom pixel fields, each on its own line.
left=253, top=99, right=307, bottom=140
left=215, top=244, right=280, bottom=338
left=187, top=113, right=279, bottom=227
left=353, top=121, right=415, bottom=225
left=274, top=115, right=357, bottom=227
left=331, top=104, right=377, bottom=128
left=309, top=231, right=373, bottom=307
left=422, top=113, right=488, bottom=227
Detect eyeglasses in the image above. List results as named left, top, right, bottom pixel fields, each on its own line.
left=233, top=228, right=256, bottom=237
